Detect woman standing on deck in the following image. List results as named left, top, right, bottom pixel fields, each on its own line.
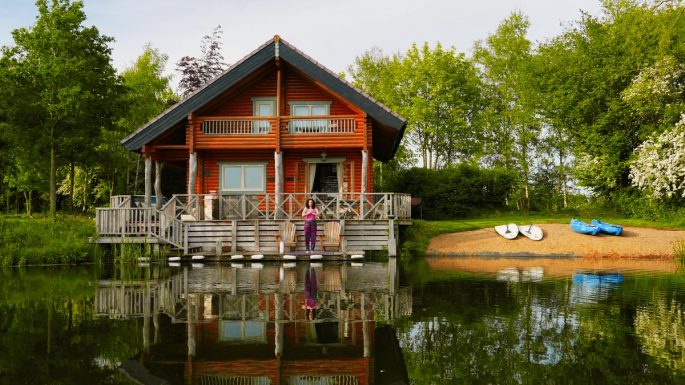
left=302, top=198, right=320, bottom=252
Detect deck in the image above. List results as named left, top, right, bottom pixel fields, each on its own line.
left=95, top=193, right=412, bottom=256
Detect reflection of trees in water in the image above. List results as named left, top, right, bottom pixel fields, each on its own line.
left=635, top=297, right=685, bottom=372
left=0, top=268, right=141, bottom=384
left=396, top=277, right=685, bottom=384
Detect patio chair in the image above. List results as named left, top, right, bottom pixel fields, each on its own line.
left=276, top=221, right=297, bottom=252
left=319, top=221, right=343, bottom=251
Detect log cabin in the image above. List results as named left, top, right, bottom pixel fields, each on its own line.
left=95, top=36, right=411, bottom=257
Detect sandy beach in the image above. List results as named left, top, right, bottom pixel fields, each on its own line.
left=426, top=223, right=685, bottom=258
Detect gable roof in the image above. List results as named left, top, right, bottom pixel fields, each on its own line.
left=121, top=36, right=407, bottom=162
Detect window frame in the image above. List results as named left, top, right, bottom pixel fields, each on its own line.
left=289, top=101, right=331, bottom=116
left=289, top=101, right=331, bottom=133
left=219, top=162, right=267, bottom=194
left=251, top=97, right=276, bottom=134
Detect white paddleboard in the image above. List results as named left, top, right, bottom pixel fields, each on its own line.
left=495, top=223, right=519, bottom=240
left=518, top=224, right=544, bottom=241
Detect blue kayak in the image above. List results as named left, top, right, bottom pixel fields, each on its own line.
left=570, top=219, right=599, bottom=235
left=591, top=219, right=623, bottom=236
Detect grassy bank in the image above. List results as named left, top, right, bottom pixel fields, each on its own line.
left=399, top=213, right=685, bottom=259
left=0, top=215, right=99, bottom=266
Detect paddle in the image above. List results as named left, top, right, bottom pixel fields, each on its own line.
left=505, top=224, right=511, bottom=234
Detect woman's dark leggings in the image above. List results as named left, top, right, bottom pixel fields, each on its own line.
left=304, top=220, right=317, bottom=250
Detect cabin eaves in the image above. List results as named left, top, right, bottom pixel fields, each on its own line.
left=121, top=36, right=407, bottom=162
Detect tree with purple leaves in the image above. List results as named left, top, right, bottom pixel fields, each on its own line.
left=176, top=25, right=228, bottom=97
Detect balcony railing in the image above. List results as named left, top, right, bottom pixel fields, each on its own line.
left=201, top=119, right=273, bottom=134
left=286, top=117, right=357, bottom=134
left=198, top=116, right=359, bottom=135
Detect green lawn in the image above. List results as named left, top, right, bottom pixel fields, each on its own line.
left=0, top=214, right=99, bottom=266
left=399, top=212, right=685, bottom=259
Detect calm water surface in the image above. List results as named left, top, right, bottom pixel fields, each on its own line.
left=1, top=257, right=685, bottom=384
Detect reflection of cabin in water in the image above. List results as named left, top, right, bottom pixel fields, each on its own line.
left=93, top=36, right=411, bottom=257
left=95, top=261, right=411, bottom=385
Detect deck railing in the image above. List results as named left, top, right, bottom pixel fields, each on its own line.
left=163, top=192, right=411, bottom=221
left=95, top=206, right=186, bottom=249
left=110, top=195, right=131, bottom=208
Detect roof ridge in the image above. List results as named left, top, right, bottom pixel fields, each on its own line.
left=278, top=38, right=406, bottom=123
left=122, top=37, right=277, bottom=145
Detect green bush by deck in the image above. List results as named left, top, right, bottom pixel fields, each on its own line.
left=0, top=216, right=98, bottom=266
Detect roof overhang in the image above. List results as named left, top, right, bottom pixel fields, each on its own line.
left=121, top=37, right=407, bottom=162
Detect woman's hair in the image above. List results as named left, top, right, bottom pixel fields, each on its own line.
left=306, top=198, right=316, bottom=209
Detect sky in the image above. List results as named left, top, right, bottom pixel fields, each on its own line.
left=0, top=0, right=604, bottom=90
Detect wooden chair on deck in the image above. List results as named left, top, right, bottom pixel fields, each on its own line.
left=276, top=221, right=297, bottom=252
left=319, top=221, right=344, bottom=251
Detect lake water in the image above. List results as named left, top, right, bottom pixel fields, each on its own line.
left=1, top=257, right=684, bottom=384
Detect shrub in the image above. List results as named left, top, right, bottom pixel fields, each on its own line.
left=386, top=165, right=516, bottom=220
left=0, top=215, right=98, bottom=266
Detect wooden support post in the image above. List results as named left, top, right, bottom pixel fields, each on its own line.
left=274, top=151, right=283, bottom=219
left=231, top=220, right=238, bottom=253
left=185, top=268, right=196, bottom=357
left=275, top=293, right=284, bottom=356
left=388, top=219, right=396, bottom=257
left=183, top=225, right=189, bottom=255
left=188, top=152, right=197, bottom=196
left=144, top=156, right=152, bottom=207
left=361, top=150, right=368, bottom=195
left=362, top=292, right=369, bottom=358
left=361, top=150, right=368, bottom=218
left=154, top=160, right=163, bottom=210
left=340, top=219, right=347, bottom=255
left=143, top=284, right=151, bottom=354
left=254, top=220, right=260, bottom=251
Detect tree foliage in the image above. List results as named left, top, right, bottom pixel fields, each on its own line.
left=0, top=0, right=121, bottom=216
left=348, top=43, right=485, bottom=169
left=176, top=25, right=228, bottom=97
left=534, top=0, right=685, bottom=197
left=629, top=114, right=685, bottom=200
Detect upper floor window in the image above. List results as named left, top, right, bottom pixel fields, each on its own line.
left=289, top=101, right=331, bottom=133
left=252, top=97, right=275, bottom=133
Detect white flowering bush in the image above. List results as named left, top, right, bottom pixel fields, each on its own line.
left=622, top=56, right=684, bottom=104
left=630, top=115, right=685, bottom=199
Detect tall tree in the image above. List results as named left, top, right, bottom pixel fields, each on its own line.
left=176, top=26, right=228, bottom=97
left=473, top=12, right=540, bottom=209
left=534, top=0, right=685, bottom=196
left=95, top=45, right=176, bottom=202
left=349, top=43, right=485, bottom=169
left=0, top=0, right=120, bottom=217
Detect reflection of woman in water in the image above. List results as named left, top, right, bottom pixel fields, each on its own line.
left=305, top=267, right=318, bottom=320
